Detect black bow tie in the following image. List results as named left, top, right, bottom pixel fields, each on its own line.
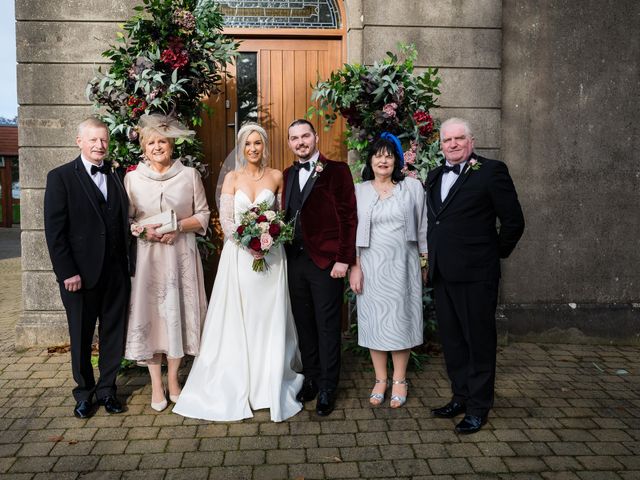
left=90, top=163, right=110, bottom=175
left=443, top=164, right=461, bottom=175
left=295, top=161, right=311, bottom=171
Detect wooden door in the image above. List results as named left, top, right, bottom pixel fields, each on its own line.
left=197, top=37, right=344, bottom=281
left=199, top=37, right=344, bottom=198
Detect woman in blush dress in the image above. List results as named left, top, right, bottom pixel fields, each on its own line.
left=124, top=114, right=210, bottom=412
left=174, top=123, right=303, bottom=422
left=349, top=133, right=428, bottom=408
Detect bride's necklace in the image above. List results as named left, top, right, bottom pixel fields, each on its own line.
left=243, top=167, right=265, bottom=182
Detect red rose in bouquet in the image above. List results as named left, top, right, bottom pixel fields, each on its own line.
left=268, top=223, right=281, bottom=237
left=249, top=237, right=261, bottom=251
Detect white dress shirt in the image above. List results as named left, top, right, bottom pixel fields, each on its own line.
left=298, top=151, right=320, bottom=190
left=440, top=160, right=467, bottom=202
left=81, top=155, right=108, bottom=200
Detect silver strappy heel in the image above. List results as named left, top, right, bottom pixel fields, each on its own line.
left=390, top=379, right=409, bottom=408
left=369, top=378, right=389, bottom=406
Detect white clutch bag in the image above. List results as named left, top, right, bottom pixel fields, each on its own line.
left=140, top=209, right=177, bottom=235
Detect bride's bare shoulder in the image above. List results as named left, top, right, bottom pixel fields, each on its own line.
left=221, top=170, right=238, bottom=194
left=265, top=167, right=283, bottom=182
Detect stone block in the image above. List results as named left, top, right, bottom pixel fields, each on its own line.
left=18, top=63, right=109, bottom=106
left=344, top=0, right=363, bottom=30
left=21, top=230, right=52, bottom=271
left=22, top=271, right=63, bottom=311
left=18, top=148, right=78, bottom=189
left=435, top=68, right=501, bottom=108
left=363, top=0, right=501, bottom=28
left=502, top=303, right=640, bottom=345
left=363, top=26, right=501, bottom=68
left=16, top=22, right=121, bottom=64
left=432, top=107, right=501, bottom=149
left=15, top=312, right=69, bottom=349
left=19, top=188, right=45, bottom=230
left=19, top=106, right=92, bottom=147
left=16, top=0, right=139, bottom=21
left=346, top=29, right=363, bottom=63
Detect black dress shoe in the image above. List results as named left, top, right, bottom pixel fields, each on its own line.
left=296, top=378, right=319, bottom=403
left=73, top=399, right=94, bottom=419
left=455, top=414, right=487, bottom=434
left=431, top=401, right=466, bottom=418
left=316, top=389, right=336, bottom=416
left=99, top=395, right=124, bottom=414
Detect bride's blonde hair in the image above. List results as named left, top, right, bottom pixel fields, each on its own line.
left=236, top=123, right=269, bottom=169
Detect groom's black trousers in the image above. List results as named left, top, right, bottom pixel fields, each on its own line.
left=287, top=248, right=343, bottom=391
left=433, top=271, right=499, bottom=417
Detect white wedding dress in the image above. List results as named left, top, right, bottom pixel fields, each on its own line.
left=173, top=189, right=304, bottom=422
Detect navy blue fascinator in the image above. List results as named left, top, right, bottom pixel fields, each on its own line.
left=380, top=132, right=404, bottom=168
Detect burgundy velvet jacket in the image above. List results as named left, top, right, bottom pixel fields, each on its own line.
left=282, top=154, right=357, bottom=269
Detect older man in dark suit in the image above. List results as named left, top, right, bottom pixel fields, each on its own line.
left=426, top=117, right=525, bottom=434
left=44, top=117, right=131, bottom=418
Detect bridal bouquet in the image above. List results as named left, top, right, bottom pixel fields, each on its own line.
left=233, top=201, right=294, bottom=272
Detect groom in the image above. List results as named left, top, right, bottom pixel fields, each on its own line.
left=283, top=119, right=357, bottom=416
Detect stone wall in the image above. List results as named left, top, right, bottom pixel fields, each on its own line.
left=501, top=0, right=640, bottom=342
left=356, top=0, right=502, bottom=159
left=16, top=1, right=137, bottom=347
left=16, top=0, right=639, bottom=346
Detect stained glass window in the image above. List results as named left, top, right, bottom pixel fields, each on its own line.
left=214, top=0, right=341, bottom=29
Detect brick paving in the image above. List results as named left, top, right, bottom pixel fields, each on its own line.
left=1, top=227, right=639, bottom=479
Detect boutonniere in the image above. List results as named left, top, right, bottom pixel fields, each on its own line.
left=464, top=158, right=481, bottom=173
left=312, top=160, right=325, bottom=179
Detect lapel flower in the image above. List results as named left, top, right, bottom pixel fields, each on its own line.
left=465, top=158, right=482, bottom=173
left=312, top=160, right=325, bottom=179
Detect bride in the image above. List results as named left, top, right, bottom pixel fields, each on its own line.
left=173, top=123, right=304, bottom=422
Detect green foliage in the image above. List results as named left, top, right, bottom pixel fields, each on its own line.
left=309, top=43, right=444, bottom=180
left=91, top=356, right=142, bottom=373
left=87, top=0, right=239, bottom=171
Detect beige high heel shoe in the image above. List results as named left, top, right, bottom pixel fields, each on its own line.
left=151, top=388, right=168, bottom=412
left=369, top=378, right=389, bottom=406
left=390, top=379, right=409, bottom=408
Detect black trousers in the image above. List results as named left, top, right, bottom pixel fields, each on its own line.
left=286, top=248, right=344, bottom=391
left=433, top=273, right=499, bottom=417
left=59, top=259, right=129, bottom=402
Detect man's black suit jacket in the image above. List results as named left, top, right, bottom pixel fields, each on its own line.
left=426, top=154, right=525, bottom=283
left=44, top=156, right=131, bottom=289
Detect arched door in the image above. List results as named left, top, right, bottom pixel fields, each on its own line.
left=199, top=37, right=345, bottom=199
left=197, top=1, right=346, bottom=279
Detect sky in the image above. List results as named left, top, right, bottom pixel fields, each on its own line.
left=0, top=1, right=17, bottom=119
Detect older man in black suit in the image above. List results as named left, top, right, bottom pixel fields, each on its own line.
left=44, top=117, right=131, bottom=418
left=426, top=117, right=525, bottom=434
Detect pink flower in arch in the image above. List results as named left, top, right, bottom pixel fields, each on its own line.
left=382, top=102, right=398, bottom=118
